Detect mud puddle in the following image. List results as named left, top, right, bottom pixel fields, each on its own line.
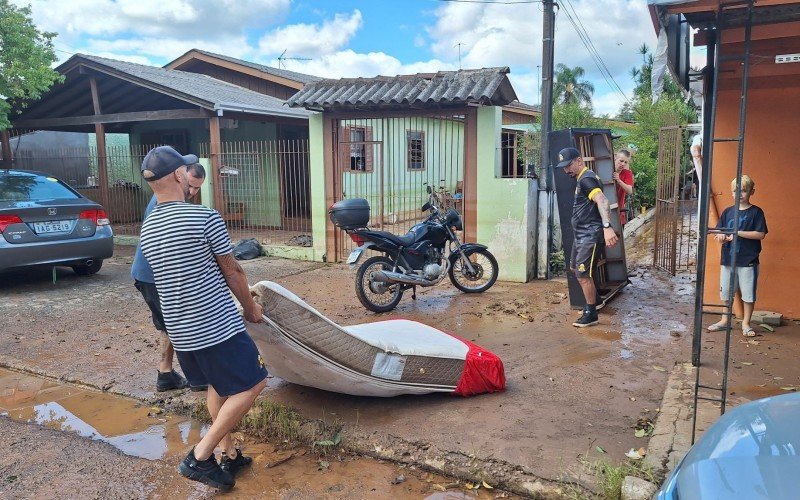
left=0, top=369, right=512, bottom=498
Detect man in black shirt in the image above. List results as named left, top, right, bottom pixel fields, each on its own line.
left=557, top=147, right=619, bottom=327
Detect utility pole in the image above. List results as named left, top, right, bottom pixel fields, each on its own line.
left=536, top=65, right=541, bottom=106
left=536, top=0, right=556, bottom=279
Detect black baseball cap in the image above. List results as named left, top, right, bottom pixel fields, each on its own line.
left=556, top=147, right=581, bottom=169
left=141, top=146, right=199, bottom=181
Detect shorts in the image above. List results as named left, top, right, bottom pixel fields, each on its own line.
left=134, top=280, right=165, bottom=332
left=720, top=265, right=759, bottom=303
left=175, top=331, right=268, bottom=397
left=570, top=231, right=605, bottom=278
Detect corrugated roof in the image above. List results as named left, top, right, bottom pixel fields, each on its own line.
left=286, top=67, right=518, bottom=110
left=190, top=50, right=322, bottom=85
left=504, top=100, right=541, bottom=113
left=64, top=54, right=311, bottom=119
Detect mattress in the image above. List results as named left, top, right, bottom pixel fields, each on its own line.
left=248, top=281, right=505, bottom=397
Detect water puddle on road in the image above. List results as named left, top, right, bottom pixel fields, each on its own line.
left=0, top=369, right=509, bottom=498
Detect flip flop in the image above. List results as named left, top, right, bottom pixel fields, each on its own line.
left=742, top=327, right=756, bottom=337
left=707, top=323, right=729, bottom=332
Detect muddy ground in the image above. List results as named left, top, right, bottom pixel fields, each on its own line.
left=2, top=222, right=799, bottom=497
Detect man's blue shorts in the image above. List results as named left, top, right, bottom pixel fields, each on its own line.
left=175, top=331, right=267, bottom=397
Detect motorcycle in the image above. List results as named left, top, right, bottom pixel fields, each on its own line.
left=328, top=187, right=499, bottom=313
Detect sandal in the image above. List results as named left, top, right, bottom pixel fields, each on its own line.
left=707, top=322, right=730, bottom=332
left=742, top=326, right=756, bottom=337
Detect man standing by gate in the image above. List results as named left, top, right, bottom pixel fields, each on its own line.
left=556, top=147, right=619, bottom=327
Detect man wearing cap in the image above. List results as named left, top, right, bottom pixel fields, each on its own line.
left=139, top=146, right=267, bottom=491
left=132, top=162, right=208, bottom=393
left=556, top=147, right=619, bottom=327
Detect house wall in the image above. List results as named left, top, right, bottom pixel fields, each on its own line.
left=337, top=116, right=465, bottom=218
left=180, top=60, right=299, bottom=100
left=476, top=106, right=535, bottom=283
left=703, top=83, right=800, bottom=318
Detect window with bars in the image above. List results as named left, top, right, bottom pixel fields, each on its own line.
left=349, top=127, right=367, bottom=171
left=407, top=130, right=425, bottom=171
left=501, top=131, right=525, bottom=178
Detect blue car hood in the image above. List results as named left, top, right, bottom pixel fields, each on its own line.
left=659, top=392, right=800, bottom=499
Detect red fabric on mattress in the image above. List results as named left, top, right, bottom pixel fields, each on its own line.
left=450, top=337, right=506, bottom=397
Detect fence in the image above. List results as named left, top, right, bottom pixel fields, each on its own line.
left=3, top=137, right=312, bottom=247
left=331, top=113, right=466, bottom=261
left=200, top=140, right=311, bottom=247
left=653, top=126, right=697, bottom=275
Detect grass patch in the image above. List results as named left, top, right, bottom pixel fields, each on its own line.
left=557, top=458, right=657, bottom=500
left=237, top=399, right=302, bottom=442
left=595, top=460, right=656, bottom=500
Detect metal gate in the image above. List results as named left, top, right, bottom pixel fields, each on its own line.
left=653, top=125, right=697, bottom=275
left=331, top=113, right=466, bottom=261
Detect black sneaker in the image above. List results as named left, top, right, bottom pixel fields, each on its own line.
left=156, top=370, right=189, bottom=392
left=178, top=448, right=235, bottom=491
left=220, top=449, right=253, bottom=477
left=572, top=309, right=599, bottom=328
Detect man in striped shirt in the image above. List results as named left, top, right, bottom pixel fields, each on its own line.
left=139, top=146, right=266, bottom=491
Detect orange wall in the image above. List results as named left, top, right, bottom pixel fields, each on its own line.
left=703, top=84, right=800, bottom=318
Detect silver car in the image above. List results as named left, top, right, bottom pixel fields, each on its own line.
left=0, top=169, right=114, bottom=275
left=657, top=392, right=800, bottom=499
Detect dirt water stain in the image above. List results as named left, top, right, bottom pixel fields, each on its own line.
left=0, top=369, right=510, bottom=499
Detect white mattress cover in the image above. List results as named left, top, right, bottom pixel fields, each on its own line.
left=259, top=281, right=468, bottom=359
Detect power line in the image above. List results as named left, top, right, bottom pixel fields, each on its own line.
left=435, top=0, right=542, bottom=4
left=560, top=0, right=627, bottom=101
left=558, top=0, right=629, bottom=103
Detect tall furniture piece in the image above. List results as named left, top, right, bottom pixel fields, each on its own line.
left=549, top=128, right=628, bottom=309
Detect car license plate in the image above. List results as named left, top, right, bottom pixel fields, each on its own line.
left=346, top=247, right=364, bottom=264
left=33, top=220, right=74, bottom=234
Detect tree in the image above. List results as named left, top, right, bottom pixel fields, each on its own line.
left=0, top=0, right=63, bottom=130
left=618, top=46, right=696, bottom=210
left=553, top=64, right=595, bottom=106
left=552, top=101, right=603, bottom=130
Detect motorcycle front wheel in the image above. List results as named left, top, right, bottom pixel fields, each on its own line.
left=355, top=256, right=404, bottom=313
left=449, top=248, right=499, bottom=293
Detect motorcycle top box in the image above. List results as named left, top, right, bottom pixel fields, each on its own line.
left=329, top=198, right=370, bottom=230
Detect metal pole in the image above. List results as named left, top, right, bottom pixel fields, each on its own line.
left=536, top=0, right=556, bottom=279
left=691, top=31, right=716, bottom=368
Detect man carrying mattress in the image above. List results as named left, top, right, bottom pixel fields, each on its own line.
left=139, top=146, right=266, bottom=491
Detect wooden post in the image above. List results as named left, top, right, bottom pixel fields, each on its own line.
left=464, top=107, right=478, bottom=243
left=208, top=116, right=224, bottom=214
left=1, top=130, right=12, bottom=169
left=322, top=115, right=336, bottom=262
left=89, top=76, right=110, bottom=210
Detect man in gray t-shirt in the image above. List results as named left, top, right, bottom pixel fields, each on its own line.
left=131, top=163, right=205, bottom=392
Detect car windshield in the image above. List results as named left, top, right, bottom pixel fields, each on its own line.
left=0, top=173, right=80, bottom=202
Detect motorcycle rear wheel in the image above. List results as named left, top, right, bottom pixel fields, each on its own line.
left=449, top=248, right=498, bottom=293
left=355, top=256, right=404, bottom=313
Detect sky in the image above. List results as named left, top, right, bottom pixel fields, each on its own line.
left=14, top=0, right=665, bottom=117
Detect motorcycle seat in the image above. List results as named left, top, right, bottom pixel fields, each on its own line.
left=365, top=230, right=416, bottom=247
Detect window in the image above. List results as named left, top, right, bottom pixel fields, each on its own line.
left=501, top=131, right=524, bottom=178
left=349, top=127, right=366, bottom=171
left=340, top=125, right=374, bottom=172
left=0, top=172, right=79, bottom=202
left=407, top=130, right=425, bottom=170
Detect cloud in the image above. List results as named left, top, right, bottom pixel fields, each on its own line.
left=278, top=50, right=452, bottom=79
left=257, top=10, right=363, bottom=57
left=425, top=0, right=657, bottom=114
left=14, top=0, right=291, bottom=49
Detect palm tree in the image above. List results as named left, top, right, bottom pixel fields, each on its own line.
left=553, top=64, right=595, bottom=106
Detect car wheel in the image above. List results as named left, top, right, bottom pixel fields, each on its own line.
left=72, top=259, right=103, bottom=276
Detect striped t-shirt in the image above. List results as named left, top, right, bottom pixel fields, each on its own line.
left=140, top=202, right=244, bottom=351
